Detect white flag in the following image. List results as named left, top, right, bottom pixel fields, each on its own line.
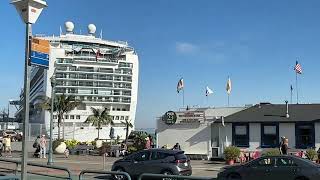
left=226, top=77, right=232, bottom=95
left=205, top=86, right=213, bottom=96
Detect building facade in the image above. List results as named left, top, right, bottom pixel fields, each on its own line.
left=157, top=103, right=320, bottom=159
left=16, top=22, right=139, bottom=141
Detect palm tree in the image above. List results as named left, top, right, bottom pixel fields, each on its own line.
left=85, top=107, right=114, bottom=140
left=41, top=94, right=80, bottom=140
left=121, top=119, right=133, bottom=144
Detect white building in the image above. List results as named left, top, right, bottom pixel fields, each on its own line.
left=17, top=22, right=139, bottom=141
left=157, top=103, right=320, bottom=159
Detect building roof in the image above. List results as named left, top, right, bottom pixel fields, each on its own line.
left=224, top=103, right=320, bottom=123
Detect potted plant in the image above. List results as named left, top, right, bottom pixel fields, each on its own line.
left=224, top=146, right=240, bottom=165
left=262, top=148, right=280, bottom=156
left=306, top=149, right=317, bottom=162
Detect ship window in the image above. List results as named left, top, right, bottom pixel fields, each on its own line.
left=121, top=116, right=124, bottom=120
left=76, top=115, right=80, bottom=119
left=70, top=115, right=74, bottom=119
left=115, top=116, right=119, bottom=120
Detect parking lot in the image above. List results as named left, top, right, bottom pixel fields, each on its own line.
left=0, top=152, right=224, bottom=179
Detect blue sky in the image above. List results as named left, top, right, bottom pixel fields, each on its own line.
left=1, top=0, right=320, bottom=128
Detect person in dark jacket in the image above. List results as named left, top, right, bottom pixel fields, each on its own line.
left=173, top=143, right=181, bottom=150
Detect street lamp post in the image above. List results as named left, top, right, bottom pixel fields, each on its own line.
left=11, top=1, right=47, bottom=179
left=48, top=75, right=55, bottom=165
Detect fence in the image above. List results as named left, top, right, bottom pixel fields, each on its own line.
left=0, top=158, right=72, bottom=179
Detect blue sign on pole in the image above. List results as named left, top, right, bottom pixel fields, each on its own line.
left=30, top=37, right=50, bottom=69
left=30, top=51, right=49, bottom=68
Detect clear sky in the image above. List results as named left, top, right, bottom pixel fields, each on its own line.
left=1, top=0, right=320, bottom=128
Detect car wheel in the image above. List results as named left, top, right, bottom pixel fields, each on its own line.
left=113, top=167, right=127, bottom=180
left=161, top=170, right=176, bottom=180
left=227, top=173, right=242, bottom=180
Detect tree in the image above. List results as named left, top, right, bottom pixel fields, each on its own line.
left=85, top=107, right=114, bottom=140
left=41, top=94, right=80, bottom=140
left=121, top=119, right=133, bottom=144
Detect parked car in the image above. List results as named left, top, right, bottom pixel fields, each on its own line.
left=2, top=130, right=22, bottom=142
left=111, top=149, right=192, bottom=179
left=217, top=155, right=320, bottom=180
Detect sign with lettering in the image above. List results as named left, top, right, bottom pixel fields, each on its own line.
left=30, top=37, right=50, bottom=69
left=163, top=111, right=177, bottom=125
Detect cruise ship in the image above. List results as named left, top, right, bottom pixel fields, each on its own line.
left=16, top=22, right=139, bottom=141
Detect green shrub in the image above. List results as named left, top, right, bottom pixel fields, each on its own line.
left=64, top=139, right=80, bottom=149
left=127, top=145, right=138, bottom=154
left=262, top=149, right=280, bottom=156
left=91, top=140, right=96, bottom=147
left=306, top=149, right=317, bottom=161
left=53, top=139, right=65, bottom=150
left=224, top=146, right=241, bottom=161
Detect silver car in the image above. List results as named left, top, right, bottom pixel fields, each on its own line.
left=111, top=149, right=192, bottom=179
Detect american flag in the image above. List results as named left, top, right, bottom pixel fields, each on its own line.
left=294, top=61, right=302, bottom=74
left=177, top=78, right=184, bottom=93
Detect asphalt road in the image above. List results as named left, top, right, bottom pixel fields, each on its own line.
left=0, top=152, right=224, bottom=179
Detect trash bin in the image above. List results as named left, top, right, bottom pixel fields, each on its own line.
left=115, top=150, right=120, bottom=157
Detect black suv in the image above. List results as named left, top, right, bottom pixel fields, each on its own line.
left=111, top=149, right=192, bottom=179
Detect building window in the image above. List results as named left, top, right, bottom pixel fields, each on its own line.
left=76, top=115, right=80, bottom=119
left=232, top=123, right=249, bottom=147
left=295, top=122, right=315, bottom=149
left=261, top=123, right=279, bottom=148
left=70, top=115, right=74, bottom=119
left=65, top=115, right=69, bottom=119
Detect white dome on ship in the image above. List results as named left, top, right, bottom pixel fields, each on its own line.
left=65, top=21, right=74, bottom=32
left=88, top=24, right=96, bottom=34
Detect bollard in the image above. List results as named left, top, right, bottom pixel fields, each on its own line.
left=103, top=153, right=106, bottom=170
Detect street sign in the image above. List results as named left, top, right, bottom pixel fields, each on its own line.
left=30, top=37, right=50, bottom=69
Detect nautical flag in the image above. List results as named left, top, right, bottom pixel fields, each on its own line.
left=177, top=78, right=184, bottom=93
left=206, top=86, right=213, bottom=96
left=226, top=77, right=232, bottom=95
left=290, top=85, right=293, bottom=91
left=96, top=49, right=101, bottom=61
left=294, top=61, right=302, bottom=74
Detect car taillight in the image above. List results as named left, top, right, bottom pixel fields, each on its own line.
left=176, top=159, right=189, bottom=164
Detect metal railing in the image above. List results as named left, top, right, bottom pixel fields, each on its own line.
left=79, top=170, right=131, bottom=180
left=0, top=158, right=72, bottom=179
left=138, top=173, right=216, bottom=180
left=0, top=175, right=20, bottom=180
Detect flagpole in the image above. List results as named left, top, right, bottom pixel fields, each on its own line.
left=228, top=94, right=230, bottom=107
left=290, top=86, right=293, bottom=104
left=182, top=88, right=185, bottom=108
left=296, top=71, right=299, bottom=104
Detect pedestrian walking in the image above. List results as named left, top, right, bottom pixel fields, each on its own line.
left=173, top=143, right=181, bottom=150
left=33, top=136, right=41, bottom=158
left=40, top=135, right=47, bottom=158
left=0, top=140, right=3, bottom=157
left=145, top=136, right=151, bottom=149
left=279, top=136, right=285, bottom=154
left=3, top=135, right=11, bottom=157
left=281, top=138, right=289, bottom=155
